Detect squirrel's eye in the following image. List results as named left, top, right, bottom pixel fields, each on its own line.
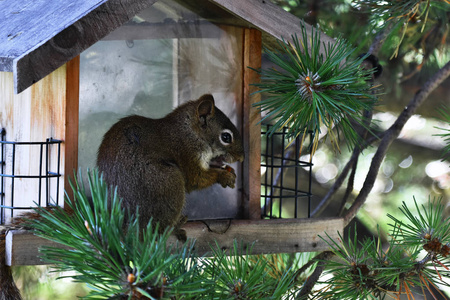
left=220, top=129, right=233, bottom=145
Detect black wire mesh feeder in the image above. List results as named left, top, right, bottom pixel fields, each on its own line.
left=261, top=124, right=314, bottom=219
left=0, top=128, right=62, bottom=224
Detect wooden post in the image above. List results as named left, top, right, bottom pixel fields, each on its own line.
left=63, top=56, right=80, bottom=207
left=242, top=28, right=262, bottom=220
left=0, top=57, right=79, bottom=218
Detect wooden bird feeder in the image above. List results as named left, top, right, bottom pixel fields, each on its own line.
left=0, top=0, right=343, bottom=266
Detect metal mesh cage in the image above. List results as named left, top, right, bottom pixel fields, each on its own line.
left=261, top=125, right=313, bottom=219
left=0, top=129, right=62, bottom=224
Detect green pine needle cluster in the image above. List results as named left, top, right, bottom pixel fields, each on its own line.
left=390, top=197, right=450, bottom=250
left=359, top=0, right=435, bottom=28
left=320, top=197, right=450, bottom=299
left=357, top=0, right=449, bottom=58
left=203, top=243, right=298, bottom=299
left=252, top=24, right=377, bottom=154
left=27, top=170, right=303, bottom=299
left=435, top=105, right=450, bottom=161
left=29, top=170, right=204, bottom=299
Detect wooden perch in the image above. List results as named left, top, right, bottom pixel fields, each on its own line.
left=5, top=218, right=343, bottom=266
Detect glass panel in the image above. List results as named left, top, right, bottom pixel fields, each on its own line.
left=79, top=0, right=243, bottom=219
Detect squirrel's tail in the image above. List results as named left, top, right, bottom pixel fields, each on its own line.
left=0, top=231, right=22, bottom=300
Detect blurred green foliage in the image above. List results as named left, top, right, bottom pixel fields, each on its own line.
left=13, top=266, right=88, bottom=299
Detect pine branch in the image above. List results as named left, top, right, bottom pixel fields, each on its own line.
left=294, top=251, right=334, bottom=299
left=253, top=24, right=378, bottom=155
left=311, top=146, right=359, bottom=217
left=202, top=242, right=298, bottom=299
left=26, top=170, right=304, bottom=299
left=344, top=60, right=450, bottom=226
left=338, top=157, right=358, bottom=216
left=27, top=170, right=205, bottom=300
left=309, top=23, right=392, bottom=217
left=368, top=21, right=394, bottom=57
left=315, top=199, right=450, bottom=299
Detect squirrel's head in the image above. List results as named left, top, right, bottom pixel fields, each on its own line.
left=194, top=94, right=245, bottom=170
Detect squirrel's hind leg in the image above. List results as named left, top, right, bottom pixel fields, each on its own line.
left=138, top=162, right=187, bottom=242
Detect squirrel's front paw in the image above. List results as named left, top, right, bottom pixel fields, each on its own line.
left=218, top=166, right=236, bottom=188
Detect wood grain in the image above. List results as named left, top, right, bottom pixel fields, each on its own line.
left=242, top=28, right=262, bottom=220
left=1, top=67, right=64, bottom=220
left=180, top=218, right=344, bottom=256
left=1, top=0, right=156, bottom=93
left=210, top=0, right=335, bottom=50
left=63, top=56, right=80, bottom=208
left=5, top=230, right=70, bottom=266
left=0, top=59, right=78, bottom=221
left=5, top=218, right=344, bottom=265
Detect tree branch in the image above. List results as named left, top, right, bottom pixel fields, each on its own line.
left=310, top=148, right=359, bottom=216
left=310, top=24, right=391, bottom=218
left=338, top=157, right=358, bottom=215
left=343, top=60, right=450, bottom=226
left=295, top=251, right=335, bottom=299
left=368, top=21, right=394, bottom=56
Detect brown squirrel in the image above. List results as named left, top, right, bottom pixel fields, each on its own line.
left=97, top=94, right=245, bottom=240
left=0, top=94, right=244, bottom=299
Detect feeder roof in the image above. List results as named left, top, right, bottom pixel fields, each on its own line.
left=0, top=0, right=334, bottom=94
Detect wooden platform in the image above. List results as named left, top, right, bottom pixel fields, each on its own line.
left=5, top=217, right=343, bottom=266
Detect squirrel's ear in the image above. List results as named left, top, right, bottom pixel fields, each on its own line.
left=197, top=94, right=215, bottom=126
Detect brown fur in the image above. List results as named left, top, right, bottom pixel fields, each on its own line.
left=97, top=94, right=244, bottom=239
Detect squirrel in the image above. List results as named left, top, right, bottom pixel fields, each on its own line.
left=96, top=94, right=245, bottom=240
left=0, top=94, right=244, bottom=299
